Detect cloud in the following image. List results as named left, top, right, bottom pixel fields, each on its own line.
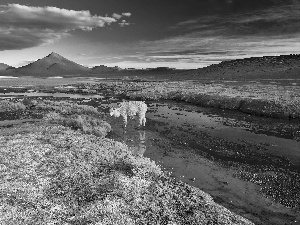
left=14, top=60, right=36, bottom=67
left=122, top=12, right=131, bottom=17
left=119, top=20, right=131, bottom=27
left=0, top=4, right=120, bottom=50
left=227, top=0, right=296, bottom=12
left=112, top=13, right=122, bottom=19
left=171, top=1, right=300, bottom=37
left=131, top=30, right=300, bottom=68
left=112, top=12, right=131, bottom=20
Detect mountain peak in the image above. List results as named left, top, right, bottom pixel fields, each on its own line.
left=10, top=52, right=91, bottom=76
left=47, top=52, right=64, bottom=58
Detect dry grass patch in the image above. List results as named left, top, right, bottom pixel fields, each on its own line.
left=44, top=112, right=111, bottom=138
left=35, top=100, right=100, bottom=116
left=0, top=100, right=26, bottom=112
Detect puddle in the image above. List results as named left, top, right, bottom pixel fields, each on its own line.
left=0, top=76, right=18, bottom=79
left=1, top=90, right=300, bottom=224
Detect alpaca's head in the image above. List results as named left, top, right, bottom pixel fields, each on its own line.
left=109, top=107, right=120, bottom=117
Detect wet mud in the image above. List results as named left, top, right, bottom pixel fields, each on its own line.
left=1, top=89, right=300, bottom=225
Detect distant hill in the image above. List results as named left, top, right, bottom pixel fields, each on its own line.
left=5, top=52, right=91, bottom=76
left=0, top=53, right=299, bottom=80
left=91, top=65, right=121, bottom=73
left=112, top=54, right=300, bottom=80
left=0, top=63, right=12, bottom=71
left=0, top=53, right=124, bottom=77
left=185, top=54, right=300, bottom=80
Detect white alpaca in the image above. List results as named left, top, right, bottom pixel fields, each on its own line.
left=109, top=101, right=147, bottom=127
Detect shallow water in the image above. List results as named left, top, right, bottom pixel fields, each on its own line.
left=1, top=90, right=300, bottom=224
left=146, top=102, right=300, bottom=168
left=95, top=93, right=299, bottom=224
left=102, top=96, right=300, bottom=225
left=0, top=76, right=18, bottom=79
left=0, top=92, right=104, bottom=99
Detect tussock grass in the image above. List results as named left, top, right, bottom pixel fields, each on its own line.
left=0, top=124, right=253, bottom=224
left=0, top=100, right=26, bottom=112
left=22, top=98, right=38, bottom=108
left=38, top=100, right=110, bottom=137
left=36, top=100, right=100, bottom=116
left=44, top=112, right=111, bottom=138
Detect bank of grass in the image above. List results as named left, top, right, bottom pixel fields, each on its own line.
left=31, top=99, right=111, bottom=137
left=106, top=81, right=300, bottom=119
left=0, top=77, right=95, bottom=87
left=1, top=98, right=101, bottom=117
left=35, top=100, right=100, bottom=116
left=0, top=100, right=26, bottom=112
left=0, top=119, right=253, bottom=224
left=44, top=112, right=111, bottom=138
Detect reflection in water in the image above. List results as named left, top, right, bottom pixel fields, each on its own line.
left=126, top=130, right=147, bottom=156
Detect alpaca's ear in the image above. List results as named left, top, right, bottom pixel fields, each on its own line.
left=109, top=110, right=115, bottom=116
left=109, top=107, right=115, bottom=116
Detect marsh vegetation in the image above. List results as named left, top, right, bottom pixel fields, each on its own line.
left=1, top=78, right=300, bottom=224
left=0, top=94, right=253, bottom=224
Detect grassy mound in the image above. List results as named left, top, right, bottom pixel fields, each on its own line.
left=0, top=123, right=253, bottom=224
left=35, top=100, right=101, bottom=116
left=0, top=100, right=26, bottom=112
left=44, top=112, right=111, bottom=138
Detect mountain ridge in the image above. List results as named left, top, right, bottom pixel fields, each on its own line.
left=11, top=52, right=91, bottom=76
left=191, top=54, right=300, bottom=80
left=0, top=63, right=12, bottom=71
left=0, top=53, right=299, bottom=79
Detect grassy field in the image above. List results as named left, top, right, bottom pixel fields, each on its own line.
left=101, top=80, right=300, bottom=119
left=4, top=77, right=298, bottom=119
left=0, top=100, right=26, bottom=112
left=0, top=98, right=254, bottom=224
left=2, top=76, right=299, bottom=119
left=0, top=77, right=99, bottom=87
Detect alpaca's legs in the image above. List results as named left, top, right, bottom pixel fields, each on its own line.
left=123, top=116, right=128, bottom=127
left=142, top=117, right=146, bottom=126
left=138, top=115, right=143, bottom=126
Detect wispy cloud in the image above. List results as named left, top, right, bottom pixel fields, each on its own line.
left=112, top=12, right=131, bottom=20
left=136, top=34, right=300, bottom=66
left=119, top=20, right=131, bottom=27
left=112, top=12, right=132, bottom=26
left=132, top=1, right=300, bottom=68
left=122, top=13, right=132, bottom=17
left=14, top=60, right=36, bottom=68
left=0, top=4, right=125, bottom=50
left=112, top=13, right=122, bottom=19
left=171, top=1, right=300, bottom=37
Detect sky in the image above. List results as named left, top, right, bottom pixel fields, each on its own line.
left=0, top=0, right=299, bottom=69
